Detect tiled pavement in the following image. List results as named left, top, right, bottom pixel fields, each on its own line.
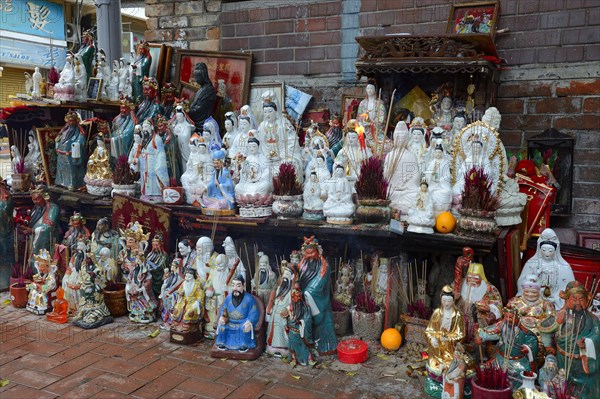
left=0, top=297, right=428, bottom=399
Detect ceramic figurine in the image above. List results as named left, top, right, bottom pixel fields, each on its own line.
left=453, top=247, right=474, bottom=297
left=76, top=30, right=95, bottom=79
left=475, top=309, right=539, bottom=389
left=433, top=93, right=455, bottom=129
left=252, top=251, right=277, bottom=306
left=111, top=96, right=138, bottom=162
left=55, top=110, right=87, bottom=190
left=407, top=180, right=436, bottom=234
left=214, top=80, right=235, bottom=130
left=441, top=343, right=467, bottom=399
left=54, top=53, right=75, bottom=101
left=222, top=237, right=246, bottom=280
left=135, top=77, right=164, bottom=122
left=311, top=151, right=332, bottom=185
left=24, top=72, right=33, bottom=95
left=222, top=111, right=238, bottom=153
left=456, top=262, right=503, bottom=330
left=146, top=234, right=168, bottom=298
left=407, top=117, right=428, bottom=169
left=26, top=185, right=60, bottom=265
left=73, top=257, right=113, bottom=329
left=334, top=121, right=372, bottom=182
left=302, top=171, right=325, bottom=221
left=322, top=163, right=355, bottom=225
left=118, top=58, right=130, bottom=98
left=170, top=268, right=205, bottom=340
left=266, top=261, right=294, bottom=357
left=372, top=257, right=389, bottom=307
left=384, top=121, right=421, bottom=221
left=240, top=104, right=258, bottom=129
left=235, top=132, right=274, bottom=217
left=155, top=114, right=180, bottom=186
left=189, top=62, right=217, bottom=130
left=297, top=236, right=337, bottom=355
left=46, top=287, right=68, bottom=323
left=286, top=283, right=316, bottom=367
left=202, top=116, right=223, bottom=152
left=201, top=149, right=236, bottom=215
left=257, top=101, right=285, bottom=162
left=90, top=217, right=120, bottom=263
left=85, top=132, right=113, bottom=196
left=204, top=254, right=233, bottom=339
left=26, top=249, right=57, bottom=315
left=62, top=212, right=91, bottom=253
left=107, top=61, right=120, bottom=102
left=334, top=263, right=354, bottom=307
left=538, top=354, right=558, bottom=394
left=24, top=130, right=42, bottom=176
left=450, top=112, right=467, bottom=143
left=194, top=236, right=218, bottom=285
left=32, top=67, right=42, bottom=99
left=181, top=134, right=210, bottom=206
left=128, top=125, right=143, bottom=177
left=517, top=229, right=575, bottom=309
left=159, top=258, right=183, bottom=329
left=326, top=113, right=344, bottom=157
left=161, top=83, right=177, bottom=119
left=125, top=247, right=158, bottom=323
left=117, top=221, right=150, bottom=281
left=171, top=104, right=195, bottom=174
left=73, top=56, right=88, bottom=102
left=303, top=123, right=332, bottom=175
left=97, top=247, right=117, bottom=284
left=495, top=176, right=527, bottom=226
left=63, top=239, right=88, bottom=315
left=424, top=144, right=453, bottom=215
left=139, top=120, right=170, bottom=201
left=215, top=274, right=261, bottom=352
left=357, top=83, right=386, bottom=145
left=94, top=50, right=110, bottom=100
left=0, top=179, right=14, bottom=270
left=131, top=41, right=152, bottom=102
left=230, top=115, right=252, bottom=161
left=178, top=239, right=196, bottom=271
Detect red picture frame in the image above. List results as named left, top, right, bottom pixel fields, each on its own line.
left=447, top=1, right=499, bottom=40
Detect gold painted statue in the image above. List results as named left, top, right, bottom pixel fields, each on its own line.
left=170, top=268, right=205, bottom=333
left=84, top=131, right=113, bottom=196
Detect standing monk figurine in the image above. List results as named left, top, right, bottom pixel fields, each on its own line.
left=131, top=41, right=152, bottom=103
left=297, top=236, right=337, bottom=355
left=76, top=30, right=95, bottom=80
left=188, top=62, right=216, bottom=131
left=111, top=96, right=138, bottom=163
left=55, top=110, right=87, bottom=190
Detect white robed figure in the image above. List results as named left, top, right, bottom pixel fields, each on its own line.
left=139, top=120, right=169, bottom=199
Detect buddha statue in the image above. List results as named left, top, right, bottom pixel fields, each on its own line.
left=424, top=144, right=453, bottom=215
left=334, top=120, right=372, bottom=182
left=302, top=171, right=324, bottom=221
left=406, top=180, right=436, bottom=234
left=322, top=163, right=355, bottom=225
left=46, top=287, right=68, bottom=324
left=234, top=132, right=273, bottom=217
left=84, top=132, right=113, bottom=196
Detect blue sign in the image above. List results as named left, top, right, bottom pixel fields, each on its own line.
left=0, top=37, right=66, bottom=68
left=0, top=0, right=65, bottom=41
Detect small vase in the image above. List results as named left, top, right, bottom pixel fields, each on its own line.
left=111, top=183, right=137, bottom=198
left=520, top=371, right=537, bottom=391
left=457, top=208, right=497, bottom=234
left=11, top=173, right=31, bottom=193
left=355, top=199, right=391, bottom=224
left=350, top=307, right=383, bottom=341
left=272, top=194, right=303, bottom=219
left=10, top=282, right=29, bottom=308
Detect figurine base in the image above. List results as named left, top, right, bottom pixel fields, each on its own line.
left=326, top=216, right=353, bottom=225
left=406, top=224, right=435, bottom=234
left=239, top=206, right=273, bottom=218
left=73, top=315, right=113, bottom=330
left=85, top=179, right=113, bottom=197
left=202, top=208, right=237, bottom=217
left=303, top=210, right=324, bottom=221
left=170, top=326, right=203, bottom=345
left=26, top=305, right=49, bottom=315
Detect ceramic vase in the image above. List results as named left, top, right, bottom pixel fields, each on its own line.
left=11, top=173, right=31, bottom=193
left=355, top=199, right=391, bottom=224
left=272, top=194, right=303, bottom=219
left=111, top=183, right=137, bottom=198
left=457, top=208, right=497, bottom=234
left=520, top=371, right=537, bottom=391
left=10, top=282, right=29, bottom=308
left=350, top=307, right=383, bottom=341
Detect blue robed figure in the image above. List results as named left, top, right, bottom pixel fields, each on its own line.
left=216, top=275, right=260, bottom=351
left=202, top=149, right=236, bottom=210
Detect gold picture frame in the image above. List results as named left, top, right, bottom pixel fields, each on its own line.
left=35, top=126, right=63, bottom=185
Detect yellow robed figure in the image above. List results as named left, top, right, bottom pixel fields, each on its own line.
left=171, top=268, right=205, bottom=332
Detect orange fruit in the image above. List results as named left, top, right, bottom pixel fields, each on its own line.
left=436, top=211, right=456, bottom=234
left=380, top=328, right=402, bottom=351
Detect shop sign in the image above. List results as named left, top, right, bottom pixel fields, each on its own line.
left=0, top=0, right=65, bottom=40
left=0, top=37, right=66, bottom=68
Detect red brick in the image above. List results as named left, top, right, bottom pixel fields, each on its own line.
left=361, top=11, right=395, bottom=27
left=51, top=340, right=103, bottom=363
left=327, top=16, right=341, bottom=30
left=516, top=31, right=561, bottom=48
left=413, top=22, right=444, bottom=35
left=228, top=378, right=271, bottom=399
left=499, top=81, right=553, bottom=98
left=7, top=368, right=61, bottom=389
left=278, top=34, right=309, bottom=47
left=252, top=50, right=265, bottom=63
left=265, top=20, right=295, bottom=35
left=91, top=356, right=146, bottom=376
left=583, top=97, right=600, bottom=113
left=573, top=199, right=600, bottom=215
left=128, top=344, right=177, bottom=364
left=309, top=2, right=341, bottom=17
left=573, top=183, right=600, bottom=198
left=146, top=4, right=174, bottom=18
left=249, top=8, right=278, bottom=22
left=539, top=0, right=566, bottom=11
left=572, top=149, right=600, bottom=164
left=381, top=0, right=414, bottom=10
left=220, top=25, right=235, bottom=38
left=309, top=59, right=341, bottom=75
left=496, top=98, right=524, bottom=114
left=278, top=61, right=308, bottom=75
left=45, top=367, right=103, bottom=396
left=295, top=47, right=325, bottom=61
left=265, top=49, right=294, bottom=62
left=563, top=27, right=600, bottom=45
left=310, top=31, right=341, bottom=46
left=266, top=383, right=322, bottom=399
left=221, top=37, right=249, bottom=51
left=556, top=79, right=600, bottom=96
left=498, top=0, right=517, bottom=15
left=207, top=357, right=238, bottom=370
left=14, top=353, right=63, bottom=372
left=144, top=29, right=173, bottom=42
left=18, top=340, right=65, bottom=356
left=586, top=44, right=600, bottom=61
left=48, top=351, right=106, bottom=377
left=539, top=46, right=584, bottom=63
left=514, top=15, right=539, bottom=31
left=221, top=10, right=248, bottom=24
left=554, top=114, right=600, bottom=130
left=501, top=114, right=552, bottom=131
left=90, top=373, right=146, bottom=395
left=207, top=27, right=220, bottom=40
left=415, top=7, right=434, bottom=23
left=158, top=389, right=194, bottom=399
left=575, top=166, right=600, bottom=182
left=296, top=18, right=327, bottom=32
left=575, top=131, right=600, bottom=149
left=249, top=36, right=278, bottom=49
left=130, top=371, right=188, bottom=399
left=253, top=63, right=279, bottom=76
left=174, top=361, right=226, bottom=380
left=89, top=389, right=130, bottom=398
left=166, top=347, right=214, bottom=364
left=395, top=9, right=416, bottom=25
left=569, top=10, right=587, bottom=26
left=529, top=98, right=582, bottom=114
left=499, top=131, right=523, bottom=148
left=178, top=377, right=235, bottom=398
left=518, top=0, right=539, bottom=13
left=0, top=385, right=58, bottom=399
left=91, top=342, right=142, bottom=360
left=236, top=22, right=264, bottom=37
left=361, top=1, right=377, bottom=12
left=279, top=6, right=299, bottom=19
left=540, top=12, right=569, bottom=29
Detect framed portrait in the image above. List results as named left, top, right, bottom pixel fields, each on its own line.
left=577, top=231, right=600, bottom=252
left=148, top=43, right=173, bottom=89
left=35, top=126, right=63, bottom=185
left=446, top=1, right=499, bottom=39
left=340, top=94, right=365, bottom=126
left=249, top=82, right=284, bottom=124
left=174, top=49, right=252, bottom=111
left=87, top=78, right=103, bottom=101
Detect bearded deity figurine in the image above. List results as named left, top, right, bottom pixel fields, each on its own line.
left=194, top=236, right=218, bottom=285
left=222, top=236, right=246, bottom=279
left=170, top=268, right=205, bottom=343
left=55, top=110, right=87, bottom=190
left=145, top=234, right=168, bottom=298
left=357, top=83, right=386, bottom=145
left=252, top=251, right=277, bottom=306
left=456, top=262, right=503, bottom=332
left=189, top=62, right=216, bottom=130
left=235, top=132, right=274, bottom=217
left=322, top=163, right=355, bottom=225
left=178, top=239, right=196, bottom=271
left=136, top=77, right=164, bottom=122
left=266, top=261, right=295, bottom=357
left=76, top=30, right=95, bottom=79
left=54, top=53, right=75, bottom=101
left=131, top=41, right=152, bottom=102
left=286, top=283, right=317, bottom=367
left=90, top=217, right=119, bottom=262
left=73, top=257, right=113, bottom=329
left=407, top=180, right=436, bottom=234
left=139, top=120, right=169, bottom=201
left=26, top=185, right=59, bottom=265
left=540, top=282, right=600, bottom=399
left=538, top=354, right=558, bottom=394
left=201, top=149, right=236, bottom=215
left=155, top=114, right=180, bottom=184
left=159, top=258, right=183, bottom=329
left=62, top=212, right=91, bottom=253
left=73, top=56, right=88, bottom=102
left=170, top=104, right=195, bottom=174
left=181, top=135, right=210, bottom=206
left=85, top=132, right=113, bottom=196
left=125, top=246, right=158, bottom=323
left=297, top=236, right=337, bottom=355
left=495, top=176, right=527, bottom=227
left=384, top=121, right=421, bottom=221
left=517, top=229, right=575, bottom=309
left=161, top=83, right=177, bottom=119
left=302, top=171, right=324, bottom=221
left=424, top=144, right=453, bottom=215
left=204, top=254, right=235, bottom=339
left=334, top=121, right=372, bottom=182
left=111, top=96, right=138, bottom=162
left=117, top=221, right=150, bottom=281
left=26, top=249, right=58, bottom=315
left=475, top=309, right=539, bottom=389
left=63, top=239, right=88, bottom=315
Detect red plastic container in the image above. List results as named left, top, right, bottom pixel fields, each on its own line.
left=471, top=379, right=512, bottom=399
left=337, top=339, right=368, bottom=364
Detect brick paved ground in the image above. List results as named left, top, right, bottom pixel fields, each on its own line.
left=0, top=295, right=428, bottom=399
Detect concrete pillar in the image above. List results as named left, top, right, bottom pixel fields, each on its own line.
left=95, top=0, right=123, bottom=62
left=341, top=0, right=360, bottom=83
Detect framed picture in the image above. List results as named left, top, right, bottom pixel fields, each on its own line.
left=35, top=126, right=63, bottom=185
left=87, top=78, right=103, bottom=101
left=249, top=82, right=284, bottom=124
left=446, top=1, right=499, bottom=39
left=174, top=50, right=252, bottom=111
left=340, top=94, right=365, bottom=126
left=179, top=82, right=199, bottom=102
left=577, top=231, right=600, bottom=252
left=148, top=43, right=172, bottom=89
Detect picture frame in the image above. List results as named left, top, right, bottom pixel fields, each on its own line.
left=340, top=94, right=365, bottom=126
left=446, top=1, right=499, bottom=39
left=174, top=49, right=252, bottom=111
left=87, top=77, right=103, bottom=101
left=249, top=82, right=285, bottom=124
left=148, top=43, right=173, bottom=89
left=179, top=82, right=199, bottom=102
left=35, top=126, right=63, bottom=185
left=577, top=231, right=600, bottom=252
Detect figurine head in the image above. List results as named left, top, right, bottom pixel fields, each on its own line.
left=392, top=121, right=409, bottom=148
left=30, top=184, right=50, bottom=204
left=214, top=254, right=227, bottom=271
left=170, top=258, right=181, bottom=272
left=440, top=285, right=454, bottom=310
left=184, top=267, right=197, bottom=281
left=257, top=252, right=269, bottom=270
left=96, top=217, right=110, bottom=234
left=466, top=262, right=487, bottom=286
left=365, top=83, right=376, bottom=97
left=224, top=111, right=236, bottom=132
left=521, top=275, right=541, bottom=303
left=263, top=102, right=277, bottom=122
left=333, top=163, right=344, bottom=177
left=82, top=29, right=94, bottom=44
left=291, top=283, right=303, bottom=303
left=99, top=247, right=111, bottom=260
left=452, top=112, right=467, bottom=131
left=120, top=96, right=135, bottom=114
left=231, top=274, right=246, bottom=295
left=345, top=130, right=359, bottom=146
left=69, top=212, right=85, bottom=228
left=462, top=246, right=474, bottom=260
left=65, top=110, right=81, bottom=126
left=151, top=234, right=164, bottom=252
left=142, top=120, right=154, bottom=136
left=178, top=239, right=192, bottom=257
left=503, top=307, right=520, bottom=324
left=239, top=116, right=251, bottom=133
left=223, top=236, right=236, bottom=257
left=560, top=281, right=589, bottom=311
left=162, top=83, right=176, bottom=102
left=212, top=149, right=225, bottom=169
left=539, top=241, right=557, bottom=261
left=202, top=117, right=219, bottom=142
left=142, top=77, right=158, bottom=98
left=542, top=354, right=558, bottom=373
left=290, top=250, right=301, bottom=265
left=137, top=41, right=150, bottom=56
left=193, top=62, right=210, bottom=86
left=75, top=238, right=88, bottom=252
left=482, top=107, right=501, bottom=130
left=440, top=96, right=453, bottom=111
left=301, top=235, right=321, bottom=259
left=34, top=249, right=52, bottom=274
left=196, top=236, right=214, bottom=255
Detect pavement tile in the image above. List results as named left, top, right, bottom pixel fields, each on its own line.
left=89, top=388, right=132, bottom=398
left=89, top=356, right=146, bottom=376
left=6, top=368, right=62, bottom=389
left=44, top=366, right=104, bottom=395
left=130, top=371, right=188, bottom=399
left=158, top=389, right=195, bottom=399
left=129, top=343, right=178, bottom=364
left=12, top=352, right=64, bottom=371
left=0, top=384, right=58, bottom=399
left=130, top=357, right=182, bottom=381
left=215, top=364, right=262, bottom=385
left=47, top=351, right=106, bottom=377
left=225, top=377, right=272, bottom=399
left=167, top=347, right=214, bottom=364
left=208, top=357, right=238, bottom=370
left=176, top=362, right=227, bottom=381
left=61, top=382, right=105, bottom=399
left=0, top=347, right=29, bottom=363
left=50, top=340, right=104, bottom=362
left=91, top=342, right=143, bottom=359
left=178, top=376, right=236, bottom=399
left=90, top=372, right=147, bottom=394
left=0, top=335, right=35, bottom=353
left=0, top=358, right=25, bottom=376
left=265, top=383, right=323, bottom=399
left=18, top=340, right=65, bottom=356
